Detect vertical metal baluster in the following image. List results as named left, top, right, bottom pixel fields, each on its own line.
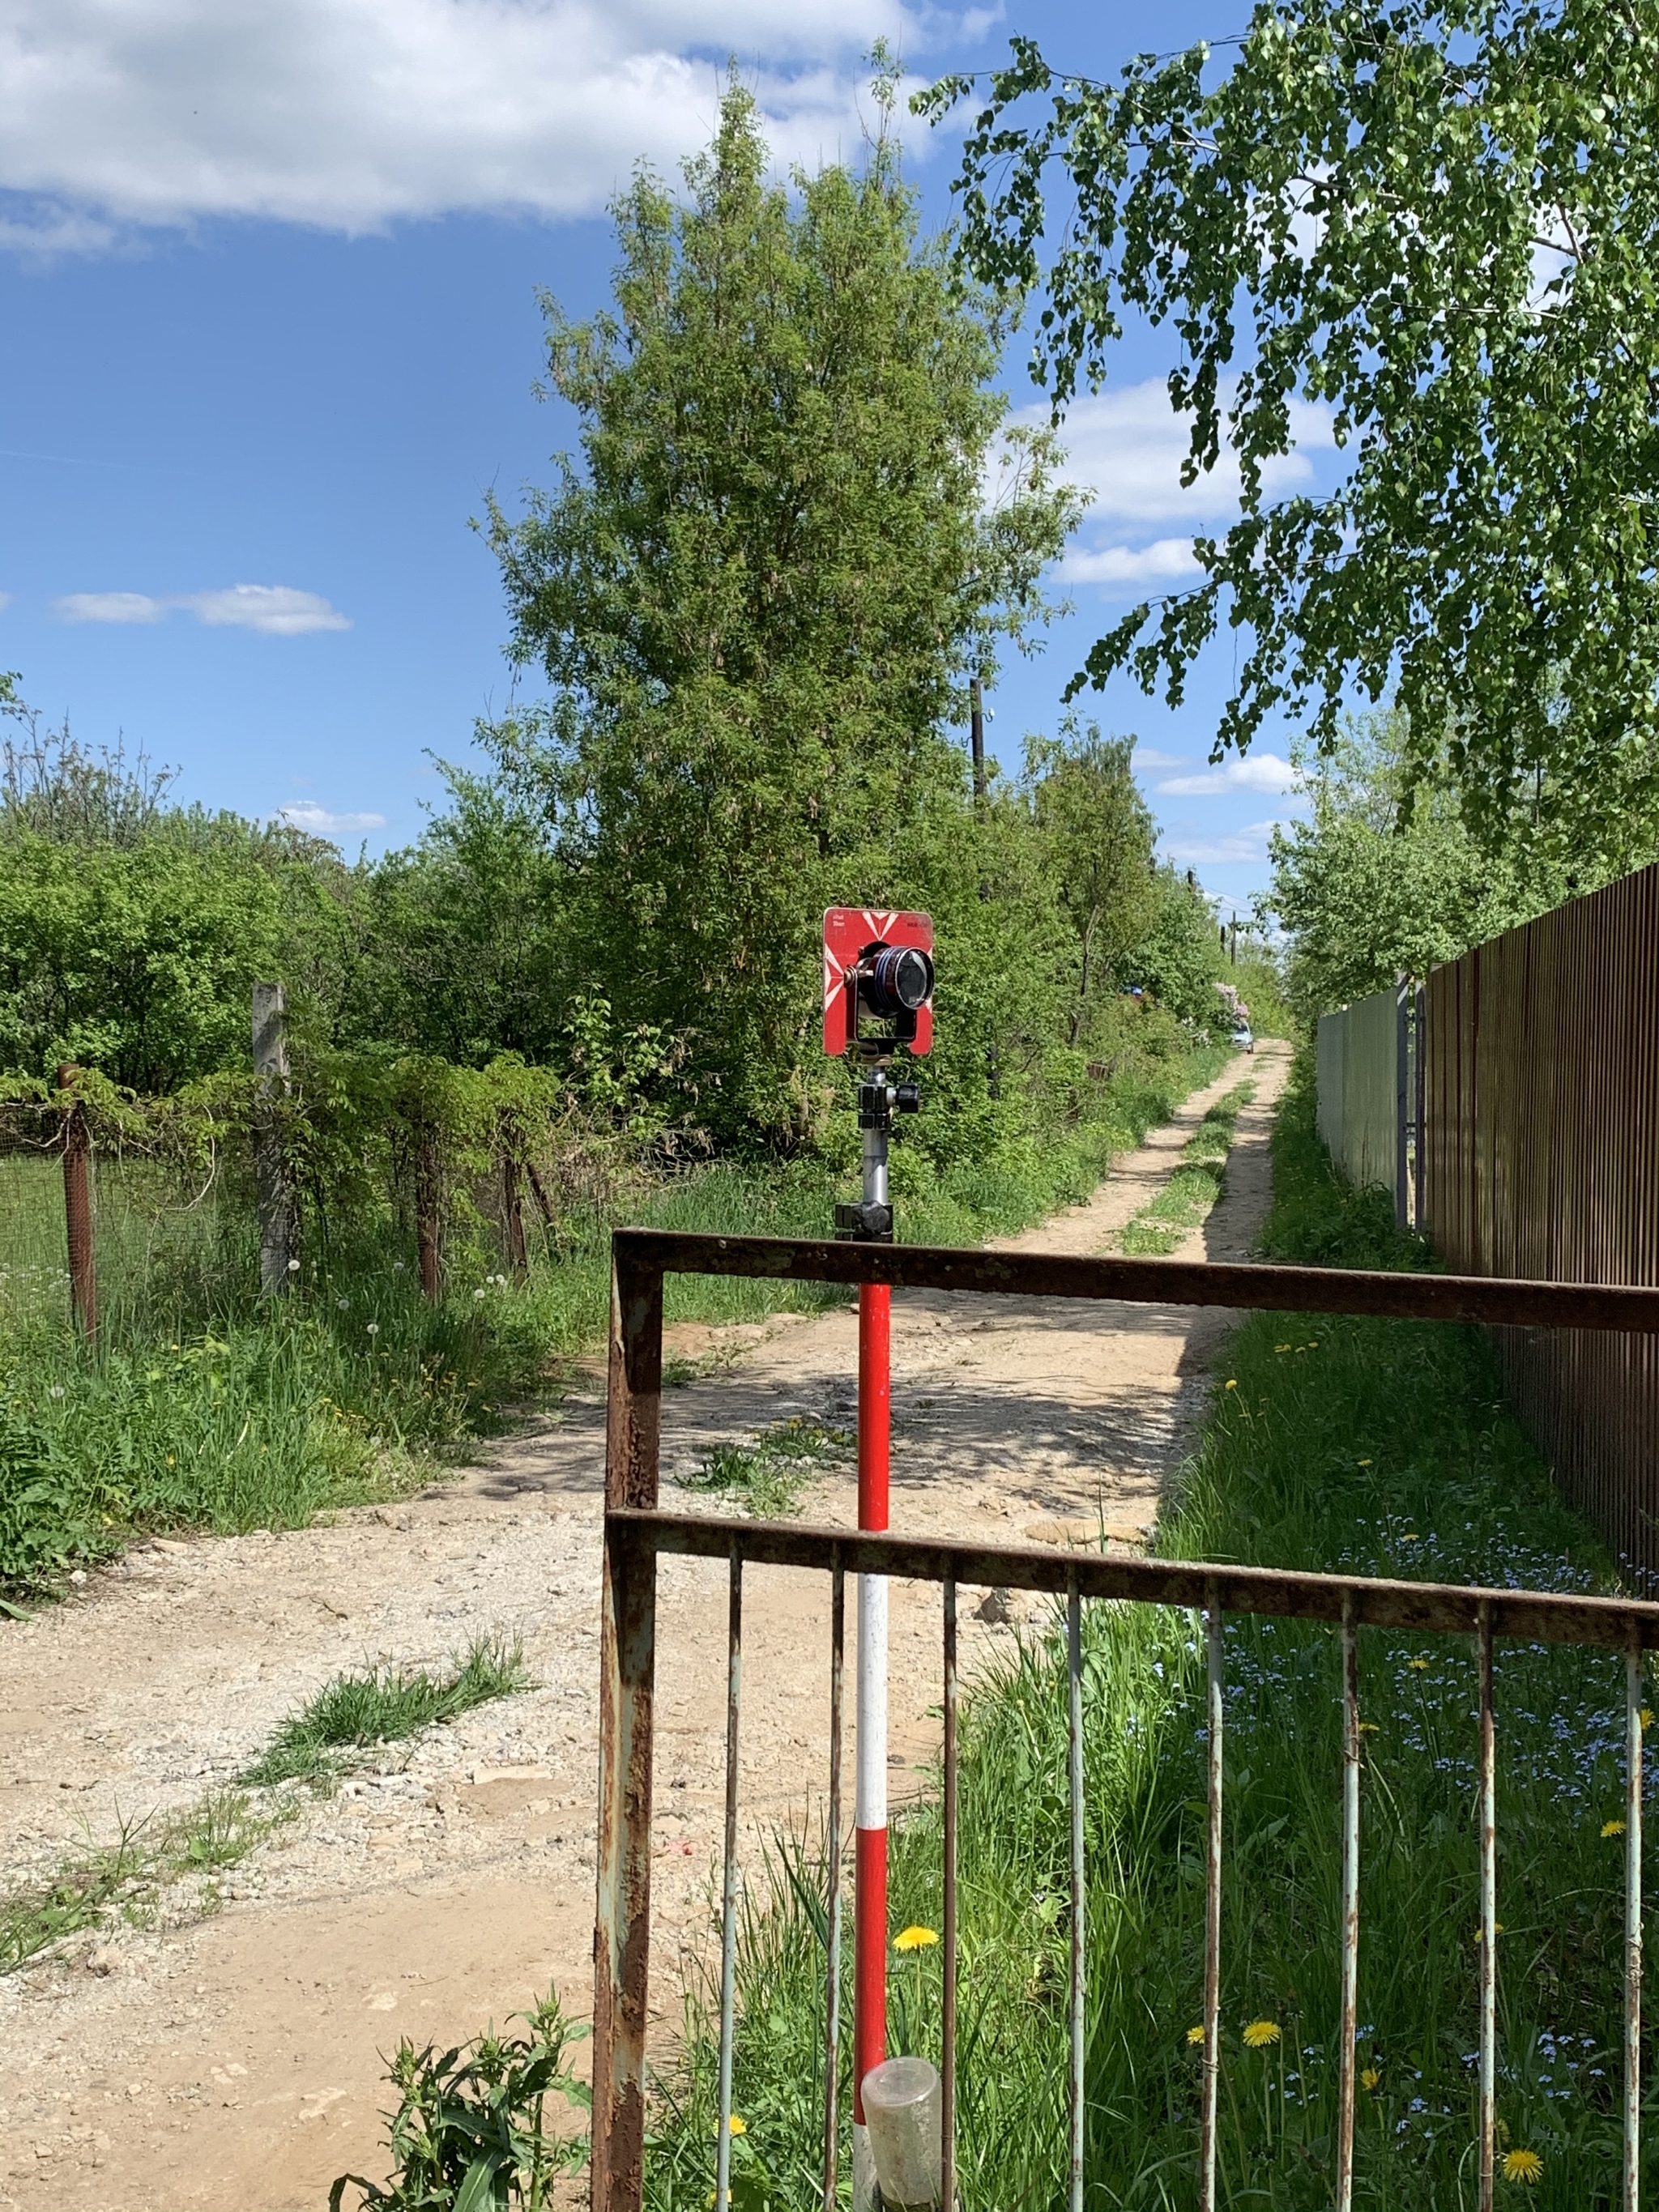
left=1068, top=1575, right=1085, bottom=2212
left=716, top=1545, right=744, bottom=2212
left=823, top=1555, right=845, bottom=2212
left=1201, top=1588, right=1223, bottom=2212
left=1626, top=1625, right=1644, bottom=2212
left=1478, top=1602, right=1496, bottom=2212
left=943, top=1577, right=958, bottom=2212
left=1337, top=1593, right=1360, bottom=2212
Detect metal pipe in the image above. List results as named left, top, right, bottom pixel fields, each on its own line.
left=943, top=1575, right=958, bottom=2212
left=1068, top=1576, right=1085, bottom=2212
left=1627, top=1627, right=1644, bottom=2212
left=1478, top=1603, right=1496, bottom=2212
left=1337, top=1594, right=1360, bottom=2212
left=1201, top=1588, right=1223, bottom=2212
left=716, top=1545, right=744, bottom=2212
left=824, top=1556, right=845, bottom=2212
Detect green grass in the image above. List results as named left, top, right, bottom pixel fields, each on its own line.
left=678, top=1416, right=854, bottom=1520
left=1119, top=1085, right=1255, bottom=1256
left=0, top=1788, right=292, bottom=1975
left=0, top=1033, right=1230, bottom=1595
left=646, top=1050, right=1644, bottom=2212
left=242, top=1637, right=528, bottom=1788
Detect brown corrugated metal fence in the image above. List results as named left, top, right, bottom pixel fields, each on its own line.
left=1424, top=863, right=1659, bottom=1580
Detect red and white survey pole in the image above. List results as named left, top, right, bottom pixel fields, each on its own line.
left=822, top=909, right=935, bottom=2194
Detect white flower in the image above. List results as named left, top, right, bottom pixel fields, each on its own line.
left=366, top=1322, right=380, bottom=1336
left=392, top=1260, right=406, bottom=1273
left=49, top=1384, right=66, bottom=1399
left=287, top=1257, right=300, bottom=1272
left=473, top=1288, right=486, bottom=1302
left=337, top=1298, right=349, bottom=1311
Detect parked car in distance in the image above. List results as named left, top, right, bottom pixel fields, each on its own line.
left=1230, top=1021, right=1255, bottom=1053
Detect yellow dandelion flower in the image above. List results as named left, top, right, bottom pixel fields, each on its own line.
left=1357, top=1457, right=1373, bottom=1468
left=1408, top=1659, right=1431, bottom=1672
left=1358, top=1720, right=1380, bottom=1734
left=1502, top=2147, right=1542, bottom=2184
left=1643, top=1708, right=1654, bottom=1731
left=893, top=1924, right=939, bottom=1953
left=1474, top=1922, right=1504, bottom=1942
left=1185, top=2025, right=1205, bottom=2046
left=1275, top=1343, right=1291, bottom=1353
left=1225, top=1379, right=1238, bottom=1390
left=1400, top=1532, right=1421, bottom=1543
left=727, top=2116, right=747, bottom=2137
left=1243, top=2020, right=1281, bottom=2049
left=1603, top=1819, right=1627, bottom=1839
left=1361, top=2066, right=1382, bottom=2093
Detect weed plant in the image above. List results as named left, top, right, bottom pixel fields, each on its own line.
left=647, top=1052, right=1648, bottom=2210
left=331, top=1984, right=589, bottom=2211
left=0, top=1039, right=1227, bottom=1594
left=244, top=1638, right=527, bottom=1787
left=680, top=1417, right=854, bottom=1520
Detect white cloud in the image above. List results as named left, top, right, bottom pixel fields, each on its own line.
left=1035, top=377, right=1335, bottom=528
left=52, top=583, right=350, bottom=633
left=1132, top=747, right=1189, bottom=769
left=0, top=592, right=13, bottom=613
left=0, top=0, right=926, bottom=245
left=179, top=586, right=351, bottom=635
left=1062, top=537, right=1202, bottom=588
left=279, top=800, right=387, bottom=837
left=1160, top=819, right=1286, bottom=867
left=54, top=590, right=167, bottom=623
left=1156, top=752, right=1300, bottom=798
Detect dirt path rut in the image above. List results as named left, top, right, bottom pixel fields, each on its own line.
left=0, top=1045, right=1287, bottom=2210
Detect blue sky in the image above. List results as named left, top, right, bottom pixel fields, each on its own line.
left=0, top=0, right=1320, bottom=921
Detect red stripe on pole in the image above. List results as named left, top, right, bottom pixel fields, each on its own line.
left=859, top=1284, right=890, bottom=1532
left=853, top=1822, right=889, bottom=2122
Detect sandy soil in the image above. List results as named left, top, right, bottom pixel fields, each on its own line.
left=0, top=1044, right=1288, bottom=2210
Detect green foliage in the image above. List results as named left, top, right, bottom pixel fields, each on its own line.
left=652, top=1054, right=1640, bottom=2207
left=243, top=1640, right=527, bottom=1788
left=331, top=1987, right=588, bottom=2212
left=1120, top=866, right=1230, bottom=1030
left=921, top=2, right=1659, bottom=855
left=1268, top=710, right=1602, bottom=1017
left=484, top=79, right=1082, bottom=1144
left=1026, top=718, right=1158, bottom=1042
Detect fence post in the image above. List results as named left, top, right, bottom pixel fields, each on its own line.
left=416, top=1127, right=441, bottom=1301
left=593, top=1239, right=663, bottom=2212
left=1414, top=980, right=1427, bottom=1232
left=1395, top=975, right=1410, bottom=1231
left=56, top=1063, right=97, bottom=1342
left=252, top=982, right=294, bottom=1295
left=501, top=1146, right=529, bottom=1283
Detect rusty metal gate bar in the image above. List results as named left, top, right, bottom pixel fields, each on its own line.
left=595, top=1230, right=1659, bottom=2212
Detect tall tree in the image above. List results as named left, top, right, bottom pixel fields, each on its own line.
left=486, top=78, right=1081, bottom=1141
left=1025, top=719, right=1158, bottom=1042
left=921, top=2, right=1659, bottom=855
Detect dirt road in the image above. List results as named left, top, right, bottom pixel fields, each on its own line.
left=0, top=1045, right=1287, bottom=2210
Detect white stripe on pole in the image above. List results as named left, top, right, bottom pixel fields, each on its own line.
left=856, top=1571, right=888, bottom=1831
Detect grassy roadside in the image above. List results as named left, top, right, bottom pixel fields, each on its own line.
left=646, top=1051, right=1644, bottom=2211
left=1119, top=1082, right=1254, bottom=1255
left=0, top=1040, right=1229, bottom=1596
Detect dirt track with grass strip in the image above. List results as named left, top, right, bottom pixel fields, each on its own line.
left=0, top=1043, right=1287, bottom=2211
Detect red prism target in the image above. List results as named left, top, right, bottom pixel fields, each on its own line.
left=822, top=908, right=934, bottom=1058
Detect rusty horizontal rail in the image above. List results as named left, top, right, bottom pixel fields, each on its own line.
left=612, top=1225, right=1659, bottom=1332
left=611, top=1506, right=1659, bottom=1651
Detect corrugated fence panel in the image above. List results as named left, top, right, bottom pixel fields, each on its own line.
left=1316, top=987, right=1403, bottom=1204
left=1425, top=865, right=1659, bottom=1581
